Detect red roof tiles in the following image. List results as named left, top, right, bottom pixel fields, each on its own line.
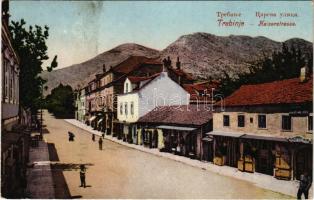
left=222, top=77, right=313, bottom=107
left=138, top=105, right=212, bottom=126
left=127, top=73, right=161, bottom=84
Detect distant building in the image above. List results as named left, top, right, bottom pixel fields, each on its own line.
left=74, top=87, right=86, bottom=122
left=209, top=70, right=312, bottom=180
left=117, top=71, right=190, bottom=143
left=137, top=105, right=213, bottom=160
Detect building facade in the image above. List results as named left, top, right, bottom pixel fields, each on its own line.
left=209, top=74, right=312, bottom=180
left=137, top=105, right=213, bottom=160
left=117, top=72, right=190, bottom=143
left=83, top=55, right=195, bottom=138
left=75, top=87, right=86, bottom=122
left=1, top=1, right=30, bottom=197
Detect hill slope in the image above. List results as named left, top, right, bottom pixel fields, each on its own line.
left=41, top=33, right=312, bottom=95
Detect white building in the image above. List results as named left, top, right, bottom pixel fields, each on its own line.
left=117, top=72, right=190, bottom=143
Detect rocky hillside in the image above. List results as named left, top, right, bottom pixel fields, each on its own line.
left=41, top=32, right=312, bottom=95
left=160, top=33, right=312, bottom=79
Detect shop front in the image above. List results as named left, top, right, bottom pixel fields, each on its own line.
left=208, top=131, right=242, bottom=167
left=237, top=135, right=285, bottom=175
left=202, top=135, right=214, bottom=162
left=158, top=125, right=199, bottom=159
left=289, top=136, right=313, bottom=180
left=138, top=127, right=160, bottom=148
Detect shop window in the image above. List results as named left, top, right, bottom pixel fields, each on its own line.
left=282, top=115, right=291, bottom=131
left=223, top=115, right=230, bottom=127
left=238, top=115, right=245, bottom=127
left=308, top=116, right=313, bottom=132
left=120, top=103, right=123, bottom=115
left=258, top=115, right=266, bottom=128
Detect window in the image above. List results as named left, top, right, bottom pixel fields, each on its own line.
left=125, top=83, right=129, bottom=93
left=131, top=102, right=134, bottom=115
left=308, top=116, right=313, bottom=132
left=223, top=115, right=230, bottom=127
left=258, top=115, right=266, bottom=129
left=238, top=115, right=245, bottom=127
left=125, top=103, right=128, bottom=115
left=282, top=115, right=292, bottom=131
left=120, top=103, right=123, bottom=115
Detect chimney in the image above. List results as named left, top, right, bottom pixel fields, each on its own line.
left=103, top=64, right=106, bottom=73
left=300, top=62, right=309, bottom=82
left=176, top=57, right=181, bottom=70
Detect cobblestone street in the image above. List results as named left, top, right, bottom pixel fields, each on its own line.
left=41, top=111, right=292, bottom=199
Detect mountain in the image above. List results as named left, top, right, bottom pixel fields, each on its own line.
left=41, top=43, right=160, bottom=95
left=160, top=33, right=312, bottom=79
left=41, top=33, right=312, bottom=95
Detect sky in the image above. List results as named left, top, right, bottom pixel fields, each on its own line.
left=10, top=1, right=313, bottom=69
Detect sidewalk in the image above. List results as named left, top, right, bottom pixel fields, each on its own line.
left=65, top=119, right=311, bottom=198
left=26, top=140, right=55, bottom=198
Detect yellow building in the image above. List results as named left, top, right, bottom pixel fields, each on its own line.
left=211, top=74, right=312, bottom=180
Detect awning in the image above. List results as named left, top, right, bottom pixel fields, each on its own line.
left=206, top=131, right=244, bottom=138
left=240, top=134, right=288, bottom=142
left=89, top=116, right=96, bottom=122
left=202, top=136, right=213, bottom=142
left=157, top=125, right=196, bottom=131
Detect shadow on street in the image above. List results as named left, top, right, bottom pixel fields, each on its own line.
left=48, top=142, right=92, bottom=198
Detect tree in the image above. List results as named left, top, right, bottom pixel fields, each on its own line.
left=45, top=84, right=75, bottom=118
left=218, top=44, right=313, bottom=97
left=9, top=19, right=58, bottom=113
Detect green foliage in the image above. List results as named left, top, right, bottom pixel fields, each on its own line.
left=45, top=84, right=75, bottom=118
left=9, top=19, right=58, bottom=113
left=218, top=44, right=313, bottom=97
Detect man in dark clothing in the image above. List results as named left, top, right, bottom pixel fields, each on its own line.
left=92, top=134, right=95, bottom=142
left=98, top=137, right=103, bottom=150
left=297, top=172, right=312, bottom=199
left=79, top=165, right=86, bottom=188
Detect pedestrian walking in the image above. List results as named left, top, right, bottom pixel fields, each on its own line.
left=92, top=134, right=95, bottom=142
left=297, top=171, right=311, bottom=199
left=79, top=164, right=86, bottom=188
left=98, top=137, right=103, bottom=150
left=68, top=131, right=75, bottom=141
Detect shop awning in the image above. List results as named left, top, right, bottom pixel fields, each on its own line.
left=202, top=136, right=213, bottom=142
left=157, top=125, right=196, bottom=131
left=206, top=131, right=244, bottom=138
left=89, top=116, right=96, bottom=122
left=240, top=134, right=288, bottom=142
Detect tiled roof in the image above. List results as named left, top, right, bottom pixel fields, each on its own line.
left=183, top=81, right=220, bottom=100
left=138, top=105, right=212, bottom=126
left=222, top=77, right=313, bottom=107
left=127, top=73, right=160, bottom=84
left=113, top=56, right=161, bottom=74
